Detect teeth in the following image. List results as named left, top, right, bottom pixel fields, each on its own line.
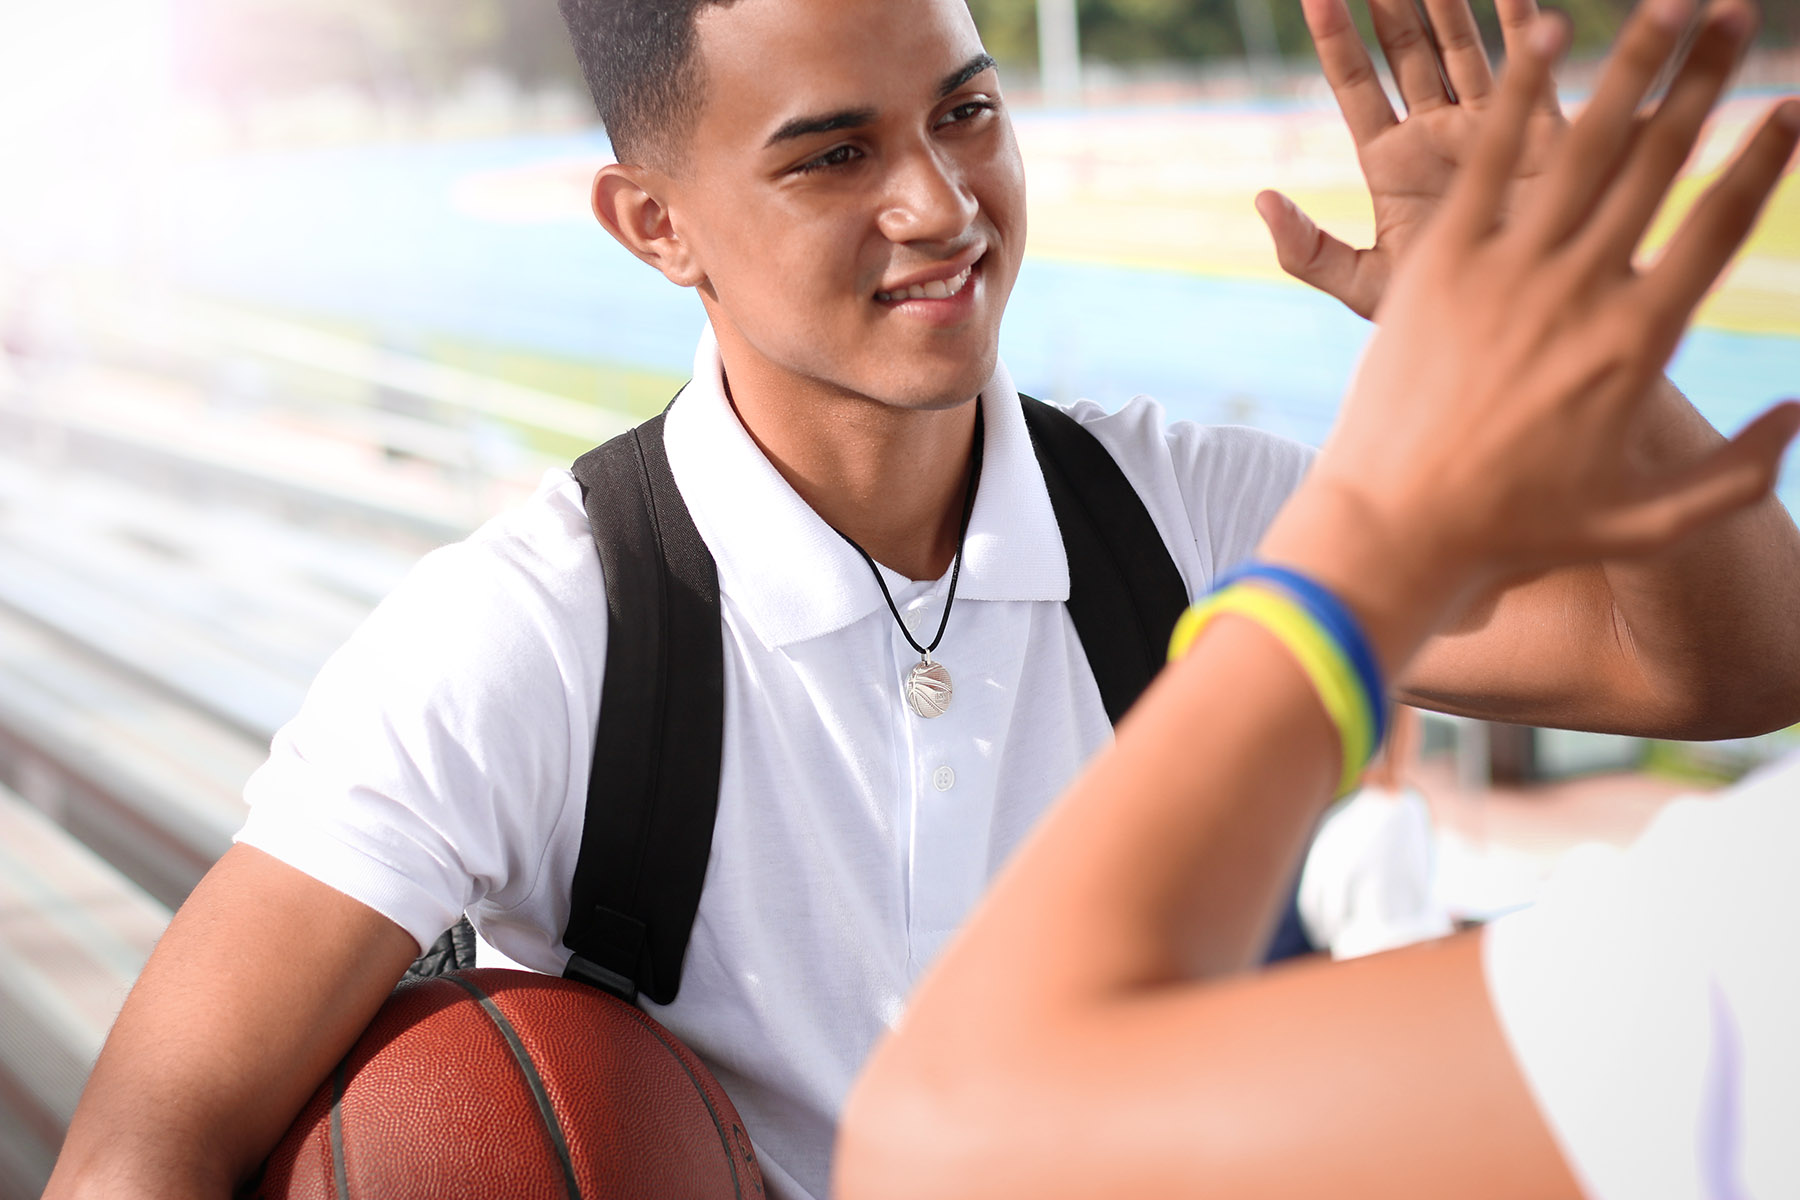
left=877, top=265, right=974, bottom=303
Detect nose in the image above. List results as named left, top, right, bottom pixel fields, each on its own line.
left=877, top=141, right=978, bottom=246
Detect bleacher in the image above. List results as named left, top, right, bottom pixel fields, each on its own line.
left=0, top=305, right=622, bottom=1197
left=0, top=781, right=169, bottom=1196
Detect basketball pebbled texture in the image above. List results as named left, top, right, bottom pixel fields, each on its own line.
left=252, top=968, right=764, bottom=1200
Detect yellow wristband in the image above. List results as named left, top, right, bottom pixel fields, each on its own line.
left=1169, top=584, right=1374, bottom=797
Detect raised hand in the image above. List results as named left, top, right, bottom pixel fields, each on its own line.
left=1288, top=0, right=1800, bottom=620
left=1260, top=0, right=1567, bottom=319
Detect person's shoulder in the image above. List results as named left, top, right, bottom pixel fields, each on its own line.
left=1052, top=394, right=1315, bottom=584
left=451, top=467, right=601, bottom=605
left=324, top=467, right=605, bottom=706
left=1059, top=394, right=1314, bottom=480
left=239, top=468, right=608, bottom=946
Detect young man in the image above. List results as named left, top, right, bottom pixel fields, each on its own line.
left=45, top=1, right=1800, bottom=1198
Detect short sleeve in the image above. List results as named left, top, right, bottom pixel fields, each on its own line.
left=1482, top=762, right=1800, bottom=1199
left=1168, top=421, right=1315, bottom=576
left=1066, top=395, right=1315, bottom=597
left=235, top=471, right=606, bottom=953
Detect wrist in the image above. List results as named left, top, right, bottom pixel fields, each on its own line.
left=1254, top=473, right=1485, bottom=680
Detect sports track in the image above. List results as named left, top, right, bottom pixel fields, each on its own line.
left=157, top=94, right=1800, bottom=503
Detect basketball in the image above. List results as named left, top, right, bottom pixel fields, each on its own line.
left=251, top=968, right=764, bottom=1199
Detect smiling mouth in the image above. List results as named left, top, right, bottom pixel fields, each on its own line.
left=875, top=264, right=975, bottom=303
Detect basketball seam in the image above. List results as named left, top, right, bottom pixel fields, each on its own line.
left=445, top=974, right=585, bottom=1200
left=621, top=1005, right=746, bottom=1200
left=329, top=1059, right=350, bottom=1200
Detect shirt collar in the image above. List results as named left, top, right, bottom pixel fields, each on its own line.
left=662, top=325, right=1070, bottom=650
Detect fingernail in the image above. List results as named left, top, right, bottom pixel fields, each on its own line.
left=1532, top=17, right=1566, bottom=56
left=1648, top=0, right=1692, bottom=32
left=1712, top=4, right=1751, bottom=38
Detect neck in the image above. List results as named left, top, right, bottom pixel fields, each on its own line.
left=716, top=351, right=983, bottom=583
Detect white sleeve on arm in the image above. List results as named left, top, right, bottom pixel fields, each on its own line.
left=1482, top=761, right=1800, bottom=1200
left=1170, top=421, right=1315, bottom=579
left=235, top=475, right=605, bottom=954
left=1065, top=395, right=1315, bottom=596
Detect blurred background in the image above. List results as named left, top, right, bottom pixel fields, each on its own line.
left=0, top=2, right=1796, bottom=1193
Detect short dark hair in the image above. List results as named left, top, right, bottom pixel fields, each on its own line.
left=557, top=0, right=744, bottom=166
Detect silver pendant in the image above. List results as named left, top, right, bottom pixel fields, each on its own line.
left=904, top=658, right=953, bottom=718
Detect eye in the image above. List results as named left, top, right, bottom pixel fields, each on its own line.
left=937, top=98, right=997, bottom=128
left=793, top=144, right=861, bottom=174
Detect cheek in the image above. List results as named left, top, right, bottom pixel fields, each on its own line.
left=984, top=124, right=1027, bottom=226
left=979, top=182, right=1027, bottom=294
left=703, top=203, right=876, bottom=312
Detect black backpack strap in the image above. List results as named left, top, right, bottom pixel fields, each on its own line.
left=562, top=412, right=725, bottom=1006
left=1019, top=395, right=1190, bottom=723
left=1019, top=396, right=1316, bottom=961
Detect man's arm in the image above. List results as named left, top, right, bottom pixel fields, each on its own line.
left=1267, top=0, right=1800, bottom=737
left=44, top=845, right=421, bottom=1200
left=1401, top=377, right=1800, bottom=737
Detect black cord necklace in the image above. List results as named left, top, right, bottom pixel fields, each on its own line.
left=834, top=409, right=984, bottom=719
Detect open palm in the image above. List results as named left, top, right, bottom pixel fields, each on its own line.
left=1262, top=0, right=1568, bottom=320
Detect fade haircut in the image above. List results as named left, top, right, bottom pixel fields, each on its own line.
left=557, top=0, right=745, bottom=167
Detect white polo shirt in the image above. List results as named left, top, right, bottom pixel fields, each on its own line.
left=237, top=326, right=1314, bottom=1200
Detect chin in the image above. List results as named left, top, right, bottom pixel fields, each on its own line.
left=882, top=345, right=1000, bottom=412
left=868, top=377, right=991, bottom=413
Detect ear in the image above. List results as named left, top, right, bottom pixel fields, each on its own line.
left=590, top=163, right=706, bottom=288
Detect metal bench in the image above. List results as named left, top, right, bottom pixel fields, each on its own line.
left=0, top=781, right=170, bottom=1199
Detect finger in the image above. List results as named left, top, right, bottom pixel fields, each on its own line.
left=1644, top=100, right=1800, bottom=329
left=1594, top=401, right=1800, bottom=554
left=1495, top=0, right=1563, bottom=115
left=1369, top=0, right=1455, bottom=113
left=1302, top=0, right=1401, bottom=143
left=1420, top=0, right=1495, bottom=101
left=1576, top=2, right=1758, bottom=276
left=1519, top=0, right=1698, bottom=251
left=1440, top=16, right=1568, bottom=243
left=1256, top=191, right=1385, bottom=319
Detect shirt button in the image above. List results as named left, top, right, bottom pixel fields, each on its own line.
left=932, top=765, right=955, bottom=792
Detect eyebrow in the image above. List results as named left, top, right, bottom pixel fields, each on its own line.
left=937, top=53, right=997, bottom=99
left=764, top=107, right=879, bottom=149
left=761, top=53, right=999, bottom=150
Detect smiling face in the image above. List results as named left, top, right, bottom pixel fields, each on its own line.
left=648, top=0, right=1026, bottom=414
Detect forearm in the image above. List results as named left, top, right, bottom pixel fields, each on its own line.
left=50, top=973, right=308, bottom=1199
left=45, top=846, right=420, bottom=1199
left=1400, top=381, right=1800, bottom=736
left=882, top=476, right=1447, bottom=1045
left=837, top=487, right=1547, bottom=1200
left=1596, top=377, right=1800, bottom=734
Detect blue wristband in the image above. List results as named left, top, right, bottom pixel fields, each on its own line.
left=1213, top=562, right=1388, bottom=752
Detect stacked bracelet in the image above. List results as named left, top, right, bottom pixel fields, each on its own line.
left=1168, top=563, right=1386, bottom=798
left=1213, top=563, right=1388, bottom=751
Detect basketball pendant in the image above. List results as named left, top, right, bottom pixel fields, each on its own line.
left=905, top=659, right=953, bottom=718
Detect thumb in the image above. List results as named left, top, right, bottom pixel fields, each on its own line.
left=1255, top=190, right=1377, bottom=320
left=1595, top=401, right=1800, bottom=555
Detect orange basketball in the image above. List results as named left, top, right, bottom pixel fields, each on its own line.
left=252, top=968, right=763, bottom=1199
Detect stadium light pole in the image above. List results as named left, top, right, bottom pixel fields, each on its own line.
left=1233, top=0, right=1281, bottom=93
left=1037, top=0, right=1081, bottom=106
